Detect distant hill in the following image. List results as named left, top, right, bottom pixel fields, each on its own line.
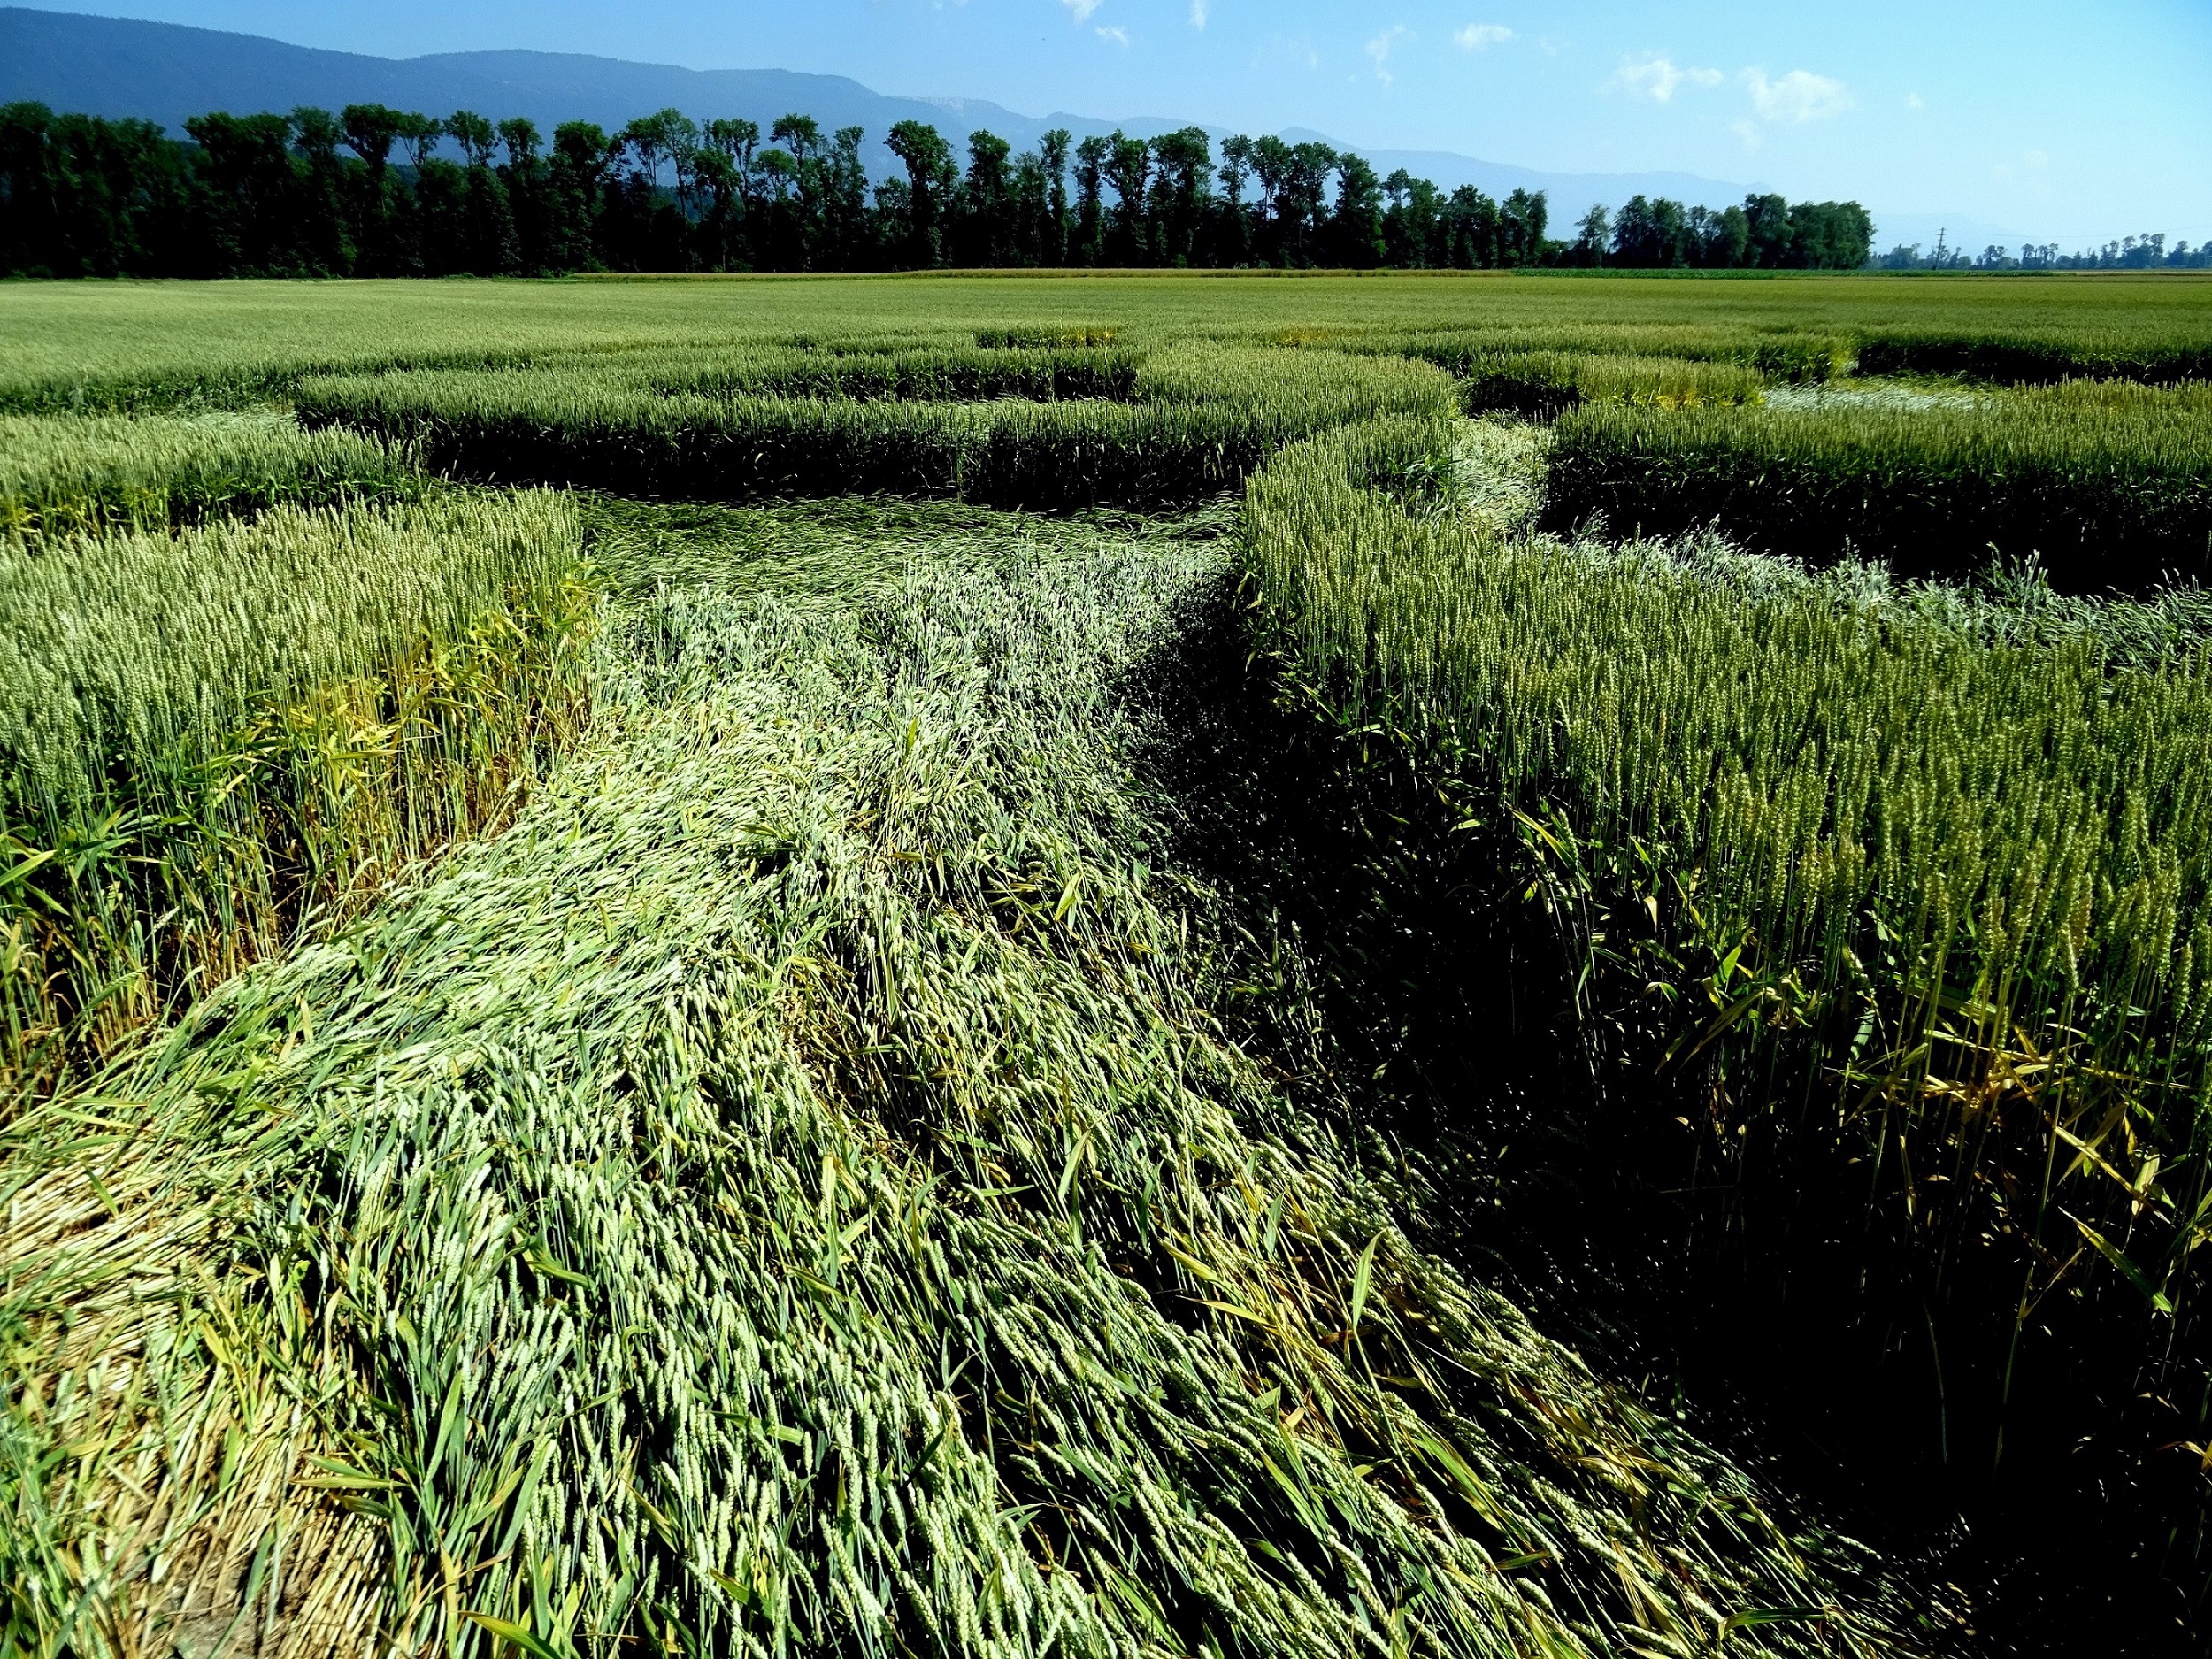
left=0, top=6, right=2024, bottom=252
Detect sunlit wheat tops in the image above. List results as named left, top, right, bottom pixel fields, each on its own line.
left=0, top=491, right=577, bottom=814
left=0, top=410, right=417, bottom=543
left=0, top=489, right=589, bottom=1094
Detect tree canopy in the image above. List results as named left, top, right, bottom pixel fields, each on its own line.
left=0, top=99, right=1892, bottom=278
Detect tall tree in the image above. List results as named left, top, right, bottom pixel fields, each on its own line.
left=182, top=111, right=302, bottom=274
left=0, top=103, right=189, bottom=276
left=1039, top=127, right=1071, bottom=265
left=1708, top=202, right=1750, bottom=267
left=549, top=120, right=613, bottom=271
left=340, top=103, right=405, bottom=274
left=612, top=109, right=696, bottom=269
left=1146, top=127, right=1211, bottom=267
left=1281, top=141, right=1337, bottom=265
left=821, top=126, right=872, bottom=268
left=447, top=110, right=516, bottom=274
left=1440, top=184, right=1500, bottom=267
left=1071, top=134, right=1109, bottom=266
left=1329, top=152, right=1385, bottom=267
left=1009, top=149, right=1049, bottom=266
left=885, top=119, right=953, bottom=268
left=1786, top=200, right=1873, bottom=269
left=957, top=128, right=1013, bottom=266
left=393, top=110, right=449, bottom=274
left=1215, top=135, right=1254, bottom=265
left=1383, top=169, right=1443, bottom=268
left=767, top=112, right=823, bottom=266
left=1102, top=131, right=1151, bottom=265
left=1743, top=192, right=1792, bottom=267
left=497, top=117, right=552, bottom=273
left=1572, top=202, right=1609, bottom=266
left=0, top=104, right=62, bottom=274
left=700, top=118, right=758, bottom=267
left=288, top=107, right=352, bottom=273
left=1500, top=187, right=1548, bottom=265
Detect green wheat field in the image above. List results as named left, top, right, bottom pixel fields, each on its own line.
left=5, top=270, right=2212, bottom=1658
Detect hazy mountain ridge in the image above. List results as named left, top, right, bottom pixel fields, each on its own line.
left=0, top=5, right=2025, bottom=254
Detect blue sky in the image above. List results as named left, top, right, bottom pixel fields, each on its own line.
left=40, top=0, right=2212, bottom=247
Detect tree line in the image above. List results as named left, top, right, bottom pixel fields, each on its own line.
left=1566, top=194, right=1871, bottom=271
left=1878, top=232, right=2212, bottom=272
left=0, top=99, right=1874, bottom=278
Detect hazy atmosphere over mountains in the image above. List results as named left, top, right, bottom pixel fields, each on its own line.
left=0, top=4, right=2120, bottom=254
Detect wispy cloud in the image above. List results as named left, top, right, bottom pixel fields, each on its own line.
left=1905, top=91, right=1924, bottom=110
left=1454, top=22, right=1512, bottom=50
left=1061, top=0, right=1102, bottom=20
left=1095, top=22, right=1129, bottom=45
left=1188, top=0, right=1208, bottom=27
left=1611, top=54, right=1723, bottom=103
left=1741, top=68, right=1853, bottom=124
left=1365, top=24, right=1412, bottom=85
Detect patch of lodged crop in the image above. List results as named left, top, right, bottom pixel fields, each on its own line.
left=0, top=490, right=591, bottom=1095
left=293, top=342, right=1458, bottom=508
left=0, top=511, right=1896, bottom=1659
left=0, top=410, right=418, bottom=542
left=1544, top=380, right=2212, bottom=588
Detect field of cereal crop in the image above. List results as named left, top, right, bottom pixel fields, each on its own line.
left=5, top=269, right=2212, bottom=1659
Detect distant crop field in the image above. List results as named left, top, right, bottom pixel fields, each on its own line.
left=3, top=267, right=2210, bottom=406
left=4, top=269, right=2211, bottom=1659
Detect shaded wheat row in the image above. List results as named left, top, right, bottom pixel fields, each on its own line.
left=295, top=345, right=1459, bottom=507
left=1246, top=418, right=2212, bottom=1496
left=1546, top=380, right=2212, bottom=588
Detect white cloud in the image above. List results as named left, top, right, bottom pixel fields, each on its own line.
left=1189, top=0, right=1208, bottom=26
left=1905, top=91, right=1924, bottom=110
left=1365, top=24, right=1412, bottom=85
left=1095, top=22, right=1129, bottom=44
left=1454, top=22, right=1512, bottom=50
left=1731, top=118, right=1761, bottom=153
left=1612, top=54, right=1723, bottom=103
left=1061, top=0, right=1102, bottom=19
left=1741, top=68, right=1853, bottom=124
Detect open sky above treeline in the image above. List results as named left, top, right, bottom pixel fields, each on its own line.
left=15, top=0, right=2209, bottom=250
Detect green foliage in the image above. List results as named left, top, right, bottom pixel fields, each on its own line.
left=1246, top=419, right=2212, bottom=1532
left=5, top=271, right=2212, bottom=412
left=0, top=409, right=416, bottom=541
left=5, top=273, right=2212, bottom=1655
left=0, top=507, right=1894, bottom=1659
left=0, top=490, right=589, bottom=1092
left=1450, top=349, right=1766, bottom=414
left=292, top=342, right=1456, bottom=507
left=1855, top=325, right=2212, bottom=384
left=1547, top=380, right=2212, bottom=587
left=609, top=340, right=1146, bottom=401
